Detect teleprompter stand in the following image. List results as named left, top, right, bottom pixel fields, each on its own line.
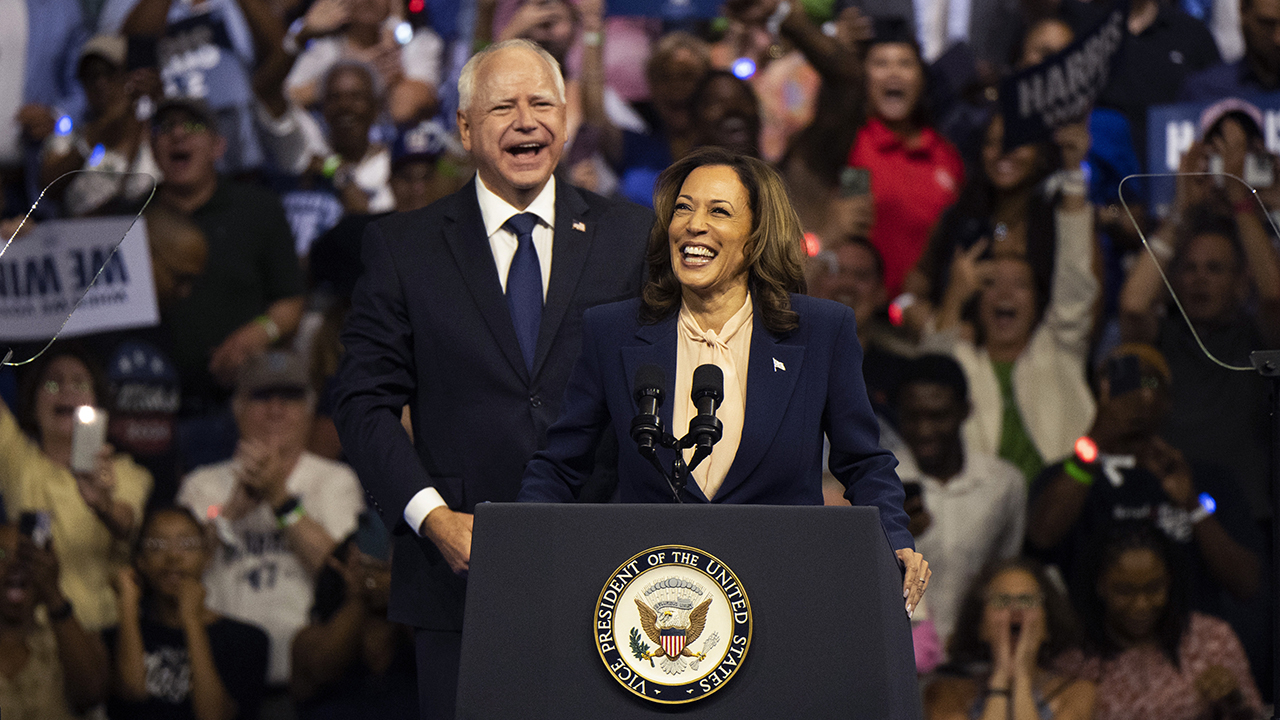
left=456, top=503, right=922, bottom=719
left=1249, top=350, right=1280, bottom=719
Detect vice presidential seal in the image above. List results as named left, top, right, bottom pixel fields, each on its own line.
left=594, top=545, right=752, bottom=704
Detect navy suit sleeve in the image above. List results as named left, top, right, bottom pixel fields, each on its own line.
left=823, top=308, right=914, bottom=551
left=331, top=222, right=435, bottom=533
left=518, top=307, right=613, bottom=502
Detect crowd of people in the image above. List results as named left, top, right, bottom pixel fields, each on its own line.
left=1, top=0, right=1279, bottom=717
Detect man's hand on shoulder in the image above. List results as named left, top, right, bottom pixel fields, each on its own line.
left=422, top=507, right=473, bottom=576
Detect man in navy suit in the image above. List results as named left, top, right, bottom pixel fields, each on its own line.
left=331, top=39, right=651, bottom=719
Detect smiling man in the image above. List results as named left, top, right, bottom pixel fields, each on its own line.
left=151, top=98, right=306, bottom=472
left=331, top=39, right=652, bottom=720
left=891, top=354, right=1025, bottom=653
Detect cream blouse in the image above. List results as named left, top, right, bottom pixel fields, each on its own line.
left=673, top=295, right=753, bottom=499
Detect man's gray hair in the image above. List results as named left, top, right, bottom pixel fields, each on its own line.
left=457, top=39, right=566, bottom=114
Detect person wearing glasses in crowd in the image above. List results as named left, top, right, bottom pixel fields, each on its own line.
left=148, top=97, right=305, bottom=471
left=106, top=507, right=268, bottom=720
left=926, top=558, right=1095, bottom=720
left=0, top=345, right=153, bottom=631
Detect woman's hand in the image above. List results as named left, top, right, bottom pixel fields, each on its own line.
left=895, top=548, right=930, bottom=616
left=113, top=567, right=143, bottom=614
left=1011, top=604, right=1046, bottom=677
left=73, top=446, right=117, bottom=515
left=20, top=535, right=63, bottom=608
left=176, top=576, right=207, bottom=628
left=987, top=607, right=1015, bottom=688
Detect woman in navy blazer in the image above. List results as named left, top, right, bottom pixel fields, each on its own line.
left=518, top=147, right=930, bottom=614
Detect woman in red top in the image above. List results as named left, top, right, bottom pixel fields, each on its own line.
left=846, top=26, right=964, bottom=298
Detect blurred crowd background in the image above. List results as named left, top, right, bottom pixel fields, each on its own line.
left=1, top=0, right=1279, bottom=717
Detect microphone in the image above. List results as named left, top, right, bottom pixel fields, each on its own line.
left=630, top=364, right=666, bottom=456
left=686, top=364, right=724, bottom=472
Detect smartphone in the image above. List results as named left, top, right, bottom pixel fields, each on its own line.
left=1107, top=355, right=1142, bottom=396
left=70, top=406, right=108, bottom=474
left=839, top=167, right=871, bottom=198
left=18, top=511, right=52, bottom=549
left=354, top=511, right=391, bottom=562
left=903, top=482, right=923, bottom=505
left=1246, top=152, right=1275, bottom=189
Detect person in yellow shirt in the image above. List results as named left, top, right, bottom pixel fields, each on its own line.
left=0, top=346, right=152, bottom=630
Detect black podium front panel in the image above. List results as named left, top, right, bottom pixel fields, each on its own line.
left=457, top=504, right=922, bottom=719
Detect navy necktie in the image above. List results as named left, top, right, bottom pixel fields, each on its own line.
left=504, top=212, right=543, bottom=372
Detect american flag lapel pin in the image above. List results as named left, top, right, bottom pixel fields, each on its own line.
left=773, top=358, right=786, bottom=372
left=573, top=220, right=586, bottom=232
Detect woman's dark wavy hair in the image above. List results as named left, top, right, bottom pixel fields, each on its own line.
left=640, top=146, right=807, bottom=334
left=946, top=557, right=1084, bottom=671
left=916, top=114, right=1061, bottom=309
left=1081, top=522, right=1189, bottom=668
left=15, top=342, right=110, bottom=442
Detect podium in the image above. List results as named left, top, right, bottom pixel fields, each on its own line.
left=457, top=504, right=923, bottom=719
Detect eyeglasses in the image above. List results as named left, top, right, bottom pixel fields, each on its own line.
left=154, top=119, right=209, bottom=136
left=986, top=592, right=1044, bottom=610
left=248, top=387, right=308, bottom=402
left=141, top=537, right=204, bottom=553
left=43, top=380, right=92, bottom=395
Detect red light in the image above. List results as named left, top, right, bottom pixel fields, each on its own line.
left=1074, top=436, right=1098, bottom=464
left=888, top=302, right=904, bottom=326
left=803, top=232, right=820, bottom=257
left=408, top=0, right=423, bottom=12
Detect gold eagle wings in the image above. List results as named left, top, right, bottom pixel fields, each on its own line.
left=635, top=597, right=713, bottom=659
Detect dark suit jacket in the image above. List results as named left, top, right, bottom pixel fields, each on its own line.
left=332, top=179, right=652, bottom=630
left=518, top=294, right=915, bottom=551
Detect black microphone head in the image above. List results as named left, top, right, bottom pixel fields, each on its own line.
left=634, top=364, right=666, bottom=403
left=691, top=364, right=724, bottom=404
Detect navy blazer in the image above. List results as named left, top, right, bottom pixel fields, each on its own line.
left=332, top=179, right=651, bottom=630
left=519, top=294, right=915, bottom=551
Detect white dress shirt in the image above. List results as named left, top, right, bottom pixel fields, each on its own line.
left=403, top=173, right=557, bottom=536
left=896, top=444, right=1026, bottom=651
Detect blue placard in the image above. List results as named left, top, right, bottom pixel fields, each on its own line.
left=1144, top=92, right=1280, bottom=215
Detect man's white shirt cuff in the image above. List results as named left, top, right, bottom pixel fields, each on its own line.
left=404, top=487, right=448, bottom=537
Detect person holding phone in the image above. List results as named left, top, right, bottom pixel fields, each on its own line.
left=0, top=520, right=111, bottom=720
left=1026, top=345, right=1262, bottom=621
left=0, top=346, right=153, bottom=631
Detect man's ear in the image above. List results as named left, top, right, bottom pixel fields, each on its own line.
left=457, top=110, right=472, bottom=153
left=961, top=398, right=973, bottom=422
left=212, top=134, right=228, bottom=161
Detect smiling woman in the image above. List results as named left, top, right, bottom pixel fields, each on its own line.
left=0, top=346, right=153, bottom=630
left=520, top=147, right=931, bottom=617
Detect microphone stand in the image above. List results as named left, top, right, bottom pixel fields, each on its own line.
left=1249, top=350, right=1280, bottom=718
left=637, top=428, right=721, bottom=504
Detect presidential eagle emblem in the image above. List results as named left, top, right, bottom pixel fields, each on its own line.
left=632, top=578, right=716, bottom=674
left=595, top=545, right=752, bottom=704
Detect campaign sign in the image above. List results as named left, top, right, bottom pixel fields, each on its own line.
left=0, top=217, right=158, bottom=344
left=1145, top=92, right=1280, bottom=215
left=608, top=0, right=721, bottom=18
left=999, top=0, right=1127, bottom=150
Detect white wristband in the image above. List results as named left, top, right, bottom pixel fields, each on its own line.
left=766, top=0, right=792, bottom=37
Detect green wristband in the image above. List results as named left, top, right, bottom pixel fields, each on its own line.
left=1063, top=458, right=1094, bottom=486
